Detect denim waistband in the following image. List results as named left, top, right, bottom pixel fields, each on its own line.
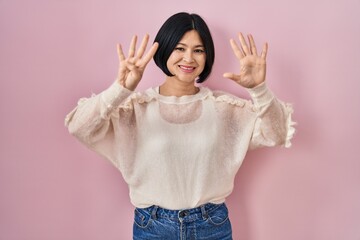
left=137, top=202, right=225, bottom=223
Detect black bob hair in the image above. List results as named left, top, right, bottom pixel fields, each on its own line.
left=153, top=12, right=215, bottom=83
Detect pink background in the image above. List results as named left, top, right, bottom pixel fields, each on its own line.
left=1, top=0, right=359, bottom=239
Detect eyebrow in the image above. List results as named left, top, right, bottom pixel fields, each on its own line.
left=177, top=42, right=204, bottom=48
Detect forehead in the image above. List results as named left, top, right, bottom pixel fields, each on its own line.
left=178, top=30, right=203, bottom=46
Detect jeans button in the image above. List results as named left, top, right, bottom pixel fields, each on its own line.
left=179, top=211, right=186, bottom=218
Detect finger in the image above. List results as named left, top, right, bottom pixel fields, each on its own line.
left=127, top=57, right=136, bottom=65
left=229, top=39, right=244, bottom=59
left=261, top=42, right=268, bottom=60
left=238, top=32, right=251, bottom=55
left=136, top=34, right=149, bottom=59
left=128, top=35, right=137, bottom=58
left=126, top=61, right=137, bottom=71
left=117, top=44, right=126, bottom=61
left=223, top=72, right=240, bottom=81
left=138, top=42, right=159, bottom=68
left=248, top=34, right=258, bottom=56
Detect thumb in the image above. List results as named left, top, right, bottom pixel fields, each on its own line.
left=223, top=72, right=239, bottom=81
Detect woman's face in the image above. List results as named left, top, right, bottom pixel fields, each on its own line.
left=166, top=30, right=206, bottom=83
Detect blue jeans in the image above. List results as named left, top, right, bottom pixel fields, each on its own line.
left=133, top=203, right=232, bottom=240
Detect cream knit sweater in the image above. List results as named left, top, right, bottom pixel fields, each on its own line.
left=65, top=81, right=295, bottom=210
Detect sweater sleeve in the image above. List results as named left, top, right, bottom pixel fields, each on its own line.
left=247, top=82, right=295, bottom=149
left=64, top=81, right=135, bottom=167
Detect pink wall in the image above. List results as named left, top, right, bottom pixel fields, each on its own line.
left=1, top=0, right=359, bottom=239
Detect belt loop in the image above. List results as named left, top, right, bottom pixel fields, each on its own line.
left=151, top=206, right=158, bottom=220
left=201, top=204, right=208, bottom=220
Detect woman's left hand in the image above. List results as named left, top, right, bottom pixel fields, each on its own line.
left=223, top=33, right=268, bottom=89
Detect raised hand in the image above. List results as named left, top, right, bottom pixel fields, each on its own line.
left=117, top=34, right=159, bottom=91
left=223, top=33, right=268, bottom=89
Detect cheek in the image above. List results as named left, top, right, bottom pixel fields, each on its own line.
left=197, top=56, right=206, bottom=70
left=166, top=53, right=180, bottom=69
left=168, top=52, right=181, bottom=62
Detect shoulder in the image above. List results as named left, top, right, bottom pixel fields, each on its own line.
left=117, top=88, right=158, bottom=111
left=204, top=87, right=252, bottom=109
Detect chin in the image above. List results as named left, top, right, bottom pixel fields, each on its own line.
left=175, top=76, right=197, bottom=83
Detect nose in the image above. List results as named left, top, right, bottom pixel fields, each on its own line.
left=183, top=49, right=194, bottom=63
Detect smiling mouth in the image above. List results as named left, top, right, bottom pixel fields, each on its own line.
left=179, top=65, right=196, bottom=73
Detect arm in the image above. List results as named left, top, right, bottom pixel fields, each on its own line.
left=64, top=82, right=133, bottom=145
left=246, top=82, right=295, bottom=149
left=224, top=33, right=295, bottom=149
left=65, top=35, right=158, bottom=162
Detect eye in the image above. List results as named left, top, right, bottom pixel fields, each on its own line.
left=174, top=47, right=185, bottom=52
left=194, top=49, right=205, bottom=53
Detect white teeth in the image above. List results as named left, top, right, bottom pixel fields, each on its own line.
left=180, top=66, right=195, bottom=70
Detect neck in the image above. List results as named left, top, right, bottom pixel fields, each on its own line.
left=159, top=77, right=199, bottom=97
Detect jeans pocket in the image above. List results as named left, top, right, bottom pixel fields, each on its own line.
left=206, top=203, right=230, bottom=226
left=134, top=208, right=152, bottom=229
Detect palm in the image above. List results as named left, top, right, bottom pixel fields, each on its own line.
left=237, top=55, right=266, bottom=88
left=224, top=33, right=268, bottom=89
left=118, top=59, right=143, bottom=90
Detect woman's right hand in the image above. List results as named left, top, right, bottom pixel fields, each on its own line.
left=117, top=34, right=159, bottom=91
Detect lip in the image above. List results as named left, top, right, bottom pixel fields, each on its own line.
left=178, top=65, right=196, bottom=73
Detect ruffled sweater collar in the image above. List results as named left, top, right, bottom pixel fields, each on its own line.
left=145, top=86, right=211, bottom=104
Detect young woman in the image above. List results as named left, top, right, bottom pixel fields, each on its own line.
left=65, top=12, right=295, bottom=240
